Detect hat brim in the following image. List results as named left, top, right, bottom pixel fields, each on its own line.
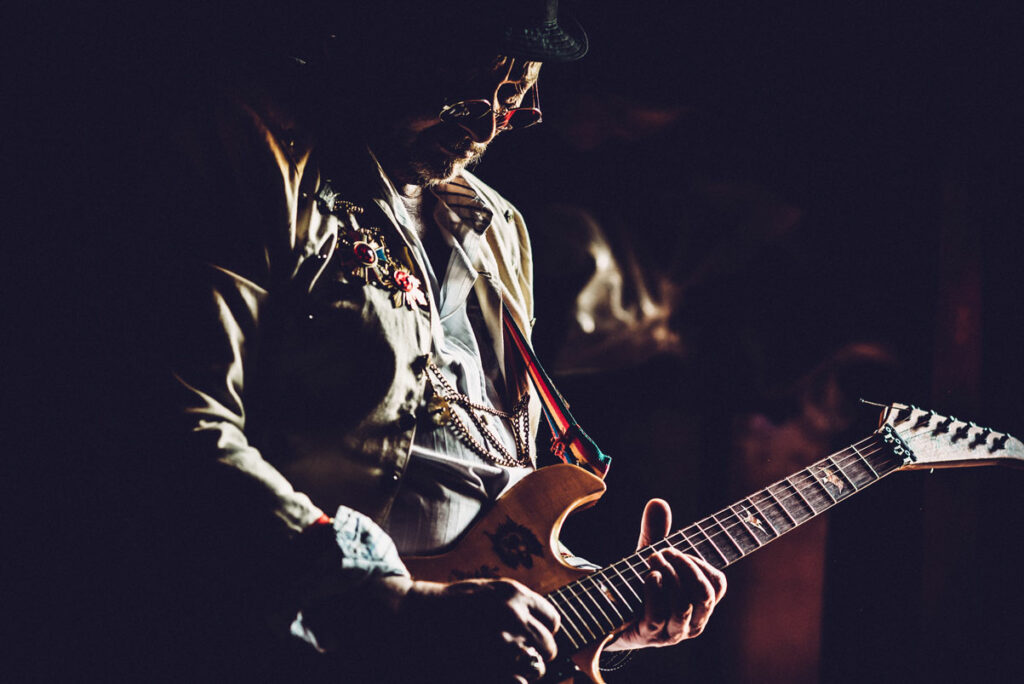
left=499, top=14, right=588, bottom=62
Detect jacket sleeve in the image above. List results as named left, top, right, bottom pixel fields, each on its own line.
left=157, top=98, right=408, bottom=638
left=172, top=261, right=324, bottom=535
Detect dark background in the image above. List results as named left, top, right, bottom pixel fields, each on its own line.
left=14, top=1, right=1024, bottom=682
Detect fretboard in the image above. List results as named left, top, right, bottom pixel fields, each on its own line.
left=545, top=430, right=907, bottom=652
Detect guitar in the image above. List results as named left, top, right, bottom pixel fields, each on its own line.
left=404, top=403, right=1024, bottom=683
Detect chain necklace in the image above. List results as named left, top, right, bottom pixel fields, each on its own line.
left=425, top=362, right=532, bottom=468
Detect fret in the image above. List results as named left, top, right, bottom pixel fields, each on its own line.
left=605, top=563, right=642, bottom=613
left=564, top=579, right=608, bottom=636
left=624, top=555, right=649, bottom=586
left=849, top=443, right=879, bottom=478
left=681, top=523, right=726, bottom=566
left=578, top=575, right=619, bottom=630
left=748, top=495, right=787, bottom=535
left=608, top=561, right=643, bottom=606
left=556, top=584, right=599, bottom=641
left=712, top=510, right=756, bottom=558
left=697, top=517, right=742, bottom=566
left=672, top=532, right=699, bottom=557
left=627, top=552, right=653, bottom=603
left=728, top=503, right=767, bottom=548
left=843, top=442, right=884, bottom=489
left=795, top=468, right=836, bottom=512
left=864, top=434, right=906, bottom=476
left=768, top=482, right=813, bottom=523
left=546, top=592, right=584, bottom=648
left=847, top=444, right=880, bottom=475
left=652, top=537, right=674, bottom=553
left=783, top=477, right=821, bottom=516
left=806, top=466, right=838, bottom=504
left=826, top=453, right=860, bottom=494
left=587, top=571, right=628, bottom=623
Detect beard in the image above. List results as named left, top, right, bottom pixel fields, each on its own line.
left=375, top=118, right=488, bottom=188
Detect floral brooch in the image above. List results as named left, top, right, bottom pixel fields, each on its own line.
left=316, top=182, right=428, bottom=311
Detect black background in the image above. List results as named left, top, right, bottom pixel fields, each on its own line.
left=12, top=1, right=1024, bottom=682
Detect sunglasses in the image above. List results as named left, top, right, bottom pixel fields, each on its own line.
left=438, top=74, right=542, bottom=143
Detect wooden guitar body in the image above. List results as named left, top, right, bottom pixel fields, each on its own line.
left=404, top=464, right=615, bottom=683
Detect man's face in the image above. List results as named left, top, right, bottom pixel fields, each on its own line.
left=377, top=56, right=542, bottom=188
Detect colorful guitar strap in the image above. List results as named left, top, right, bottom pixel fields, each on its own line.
left=502, top=311, right=612, bottom=479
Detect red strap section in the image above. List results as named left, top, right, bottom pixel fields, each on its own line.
left=502, top=311, right=611, bottom=478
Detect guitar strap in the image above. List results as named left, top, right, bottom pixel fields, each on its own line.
left=502, top=310, right=612, bottom=479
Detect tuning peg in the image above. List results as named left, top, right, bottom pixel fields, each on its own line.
left=952, top=423, right=971, bottom=442
left=914, top=411, right=934, bottom=428
left=935, top=415, right=955, bottom=434
left=970, top=428, right=991, bottom=449
left=990, top=433, right=1010, bottom=452
left=895, top=406, right=914, bottom=423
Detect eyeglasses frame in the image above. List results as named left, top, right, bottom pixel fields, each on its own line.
left=438, top=59, right=542, bottom=142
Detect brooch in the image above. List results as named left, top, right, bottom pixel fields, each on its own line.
left=317, top=182, right=428, bottom=311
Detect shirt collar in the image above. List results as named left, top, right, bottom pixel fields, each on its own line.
left=431, top=176, right=494, bottom=238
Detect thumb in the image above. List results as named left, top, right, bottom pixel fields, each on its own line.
left=636, top=498, right=672, bottom=550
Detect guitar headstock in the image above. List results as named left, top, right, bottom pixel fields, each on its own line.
left=877, top=402, right=1024, bottom=471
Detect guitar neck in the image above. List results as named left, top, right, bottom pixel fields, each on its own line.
left=545, top=429, right=908, bottom=652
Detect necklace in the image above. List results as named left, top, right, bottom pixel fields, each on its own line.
left=425, top=362, right=532, bottom=468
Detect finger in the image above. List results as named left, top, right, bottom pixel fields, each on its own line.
left=651, top=550, right=684, bottom=619
left=509, top=641, right=547, bottom=683
left=670, top=553, right=718, bottom=633
left=523, top=614, right=558, bottom=662
left=646, top=551, right=681, bottom=629
left=642, top=567, right=666, bottom=630
left=521, top=587, right=560, bottom=634
left=637, top=499, right=672, bottom=549
left=683, top=553, right=728, bottom=602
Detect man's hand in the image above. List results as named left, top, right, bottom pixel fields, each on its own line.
left=354, top=575, right=560, bottom=683
left=606, top=499, right=727, bottom=651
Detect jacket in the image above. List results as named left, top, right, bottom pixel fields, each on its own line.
left=169, top=90, right=541, bottom=552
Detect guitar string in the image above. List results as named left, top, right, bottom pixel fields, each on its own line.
left=550, top=424, right=963, bottom=638
left=547, top=435, right=892, bottom=639
left=652, top=422, right=980, bottom=567
left=548, top=434, right=887, bottom=637
left=556, top=435, right=882, bottom=591
left=564, top=420, right=978, bottom=635
left=550, top=437, right=899, bottom=641
left=606, top=439, right=895, bottom=590
left=551, top=421, right=990, bottom=639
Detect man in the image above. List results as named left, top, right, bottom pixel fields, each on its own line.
left=156, top=1, right=725, bottom=681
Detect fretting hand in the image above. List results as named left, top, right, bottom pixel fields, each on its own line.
left=606, top=499, right=727, bottom=650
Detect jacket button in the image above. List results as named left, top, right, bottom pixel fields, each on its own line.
left=411, top=354, right=429, bottom=376
left=397, top=411, right=416, bottom=431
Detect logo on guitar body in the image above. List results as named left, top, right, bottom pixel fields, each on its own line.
left=485, top=517, right=543, bottom=569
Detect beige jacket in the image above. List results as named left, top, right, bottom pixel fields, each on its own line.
left=171, top=95, right=540, bottom=546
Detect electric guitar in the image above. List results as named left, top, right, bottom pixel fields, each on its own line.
left=404, top=403, right=1024, bottom=683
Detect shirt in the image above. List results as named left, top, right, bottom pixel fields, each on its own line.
left=384, top=177, right=534, bottom=555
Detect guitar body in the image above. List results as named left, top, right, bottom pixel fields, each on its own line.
left=403, top=464, right=616, bottom=684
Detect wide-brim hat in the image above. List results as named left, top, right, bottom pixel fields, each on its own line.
left=496, top=0, right=589, bottom=62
